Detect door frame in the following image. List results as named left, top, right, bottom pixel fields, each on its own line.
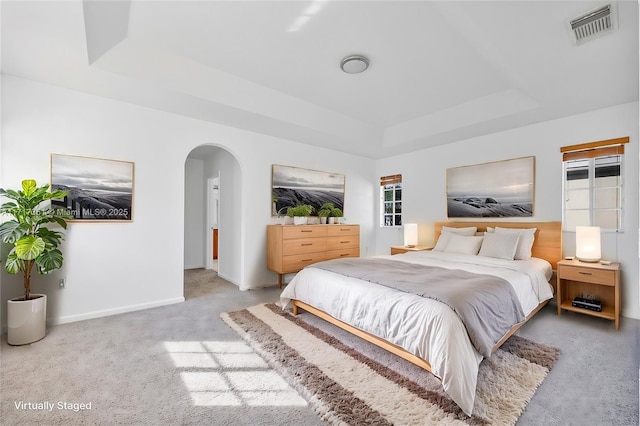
left=206, top=174, right=220, bottom=270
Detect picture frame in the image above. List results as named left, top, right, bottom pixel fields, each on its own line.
left=271, top=164, right=345, bottom=216
left=50, top=154, right=134, bottom=221
left=446, top=156, right=535, bottom=218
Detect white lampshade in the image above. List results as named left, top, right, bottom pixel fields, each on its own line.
left=404, top=223, right=418, bottom=247
left=576, top=226, right=601, bottom=262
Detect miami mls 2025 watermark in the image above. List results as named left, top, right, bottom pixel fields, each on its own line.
left=14, top=401, right=92, bottom=412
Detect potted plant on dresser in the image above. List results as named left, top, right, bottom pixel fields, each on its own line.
left=317, top=203, right=334, bottom=224
left=328, top=206, right=343, bottom=224
left=286, top=204, right=314, bottom=225
left=0, top=179, right=69, bottom=345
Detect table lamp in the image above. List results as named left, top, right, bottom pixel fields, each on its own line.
left=404, top=223, right=418, bottom=248
left=575, top=226, right=601, bottom=262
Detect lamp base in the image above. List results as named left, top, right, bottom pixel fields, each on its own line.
left=576, top=256, right=600, bottom=263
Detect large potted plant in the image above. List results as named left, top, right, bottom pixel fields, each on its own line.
left=0, top=179, right=69, bottom=345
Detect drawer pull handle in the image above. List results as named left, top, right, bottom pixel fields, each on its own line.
left=579, top=272, right=593, bottom=276
left=301, top=230, right=312, bottom=233
left=302, top=258, right=312, bottom=262
left=340, top=253, right=349, bottom=257
left=340, top=241, right=349, bottom=244
left=340, top=228, right=350, bottom=231
left=301, top=243, right=313, bottom=246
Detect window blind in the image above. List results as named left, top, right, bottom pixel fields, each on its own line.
left=561, top=137, right=628, bottom=161
left=380, top=174, right=402, bottom=186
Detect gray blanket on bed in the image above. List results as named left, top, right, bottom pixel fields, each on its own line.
left=308, top=257, right=525, bottom=358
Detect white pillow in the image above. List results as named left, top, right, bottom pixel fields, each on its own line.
left=495, top=227, right=537, bottom=260
left=433, top=226, right=478, bottom=251
left=478, top=232, right=520, bottom=260
left=444, top=233, right=484, bottom=255
left=442, top=226, right=477, bottom=236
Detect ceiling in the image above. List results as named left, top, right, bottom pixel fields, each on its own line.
left=2, top=1, right=638, bottom=158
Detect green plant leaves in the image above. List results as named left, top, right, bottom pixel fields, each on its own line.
left=37, top=227, right=63, bottom=249
left=0, top=221, right=26, bottom=244
left=286, top=204, right=314, bottom=217
left=4, top=249, right=23, bottom=274
left=15, top=235, right=46, bottom=260
left=21, top=179, right=37, bottom=196
left=37, top=249, right=63, bottom=274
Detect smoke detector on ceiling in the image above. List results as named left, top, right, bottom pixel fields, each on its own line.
left=569, top=3, right=617, bottom=45
left=341, top=55, right=370, bottom=74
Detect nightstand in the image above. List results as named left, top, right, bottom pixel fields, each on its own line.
left=557, top=259, right=620, bottom=329
left=390, top=245, right=432, bottom=255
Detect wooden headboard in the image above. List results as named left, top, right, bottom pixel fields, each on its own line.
left=434, top=221, right=562, bottom=269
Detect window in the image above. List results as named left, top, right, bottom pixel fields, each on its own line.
left=562, top=137, right=627, bottom=231
left=380, top=174, right=402, bottom=227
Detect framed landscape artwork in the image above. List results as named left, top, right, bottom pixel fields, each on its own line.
left=446, top=156, right=535, bottom=218
left=272, top=164, right=345, bottom=216
left=50, top=154, right=134, bottom=221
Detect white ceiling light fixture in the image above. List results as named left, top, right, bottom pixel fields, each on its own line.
left=340, top=55, right=369, bottom=74
left=569, top=4, right=617, bottom=45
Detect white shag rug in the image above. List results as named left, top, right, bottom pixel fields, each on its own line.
left=222, top=303, right=560, bottom=426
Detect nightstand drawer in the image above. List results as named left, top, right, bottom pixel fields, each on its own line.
left=559, top=266, right=615, bottom=286
left=282, top=238, right=327, bottom=255
left=282, top=252, right=327, bottom=272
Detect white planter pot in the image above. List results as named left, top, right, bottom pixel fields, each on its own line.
left=328, top=217, right=335, bottom=224
left=7, top=294, right=47, bottom=345
left=293, top=216, right=307, bottom=225
left=320, top=217, right=327, bottom=224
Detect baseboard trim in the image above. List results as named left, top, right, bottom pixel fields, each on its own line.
left=217, top=272, right=239, bottom=287
left=184, top=264, right=205, bottom=270
left=47, top=297, right=185, bottom=326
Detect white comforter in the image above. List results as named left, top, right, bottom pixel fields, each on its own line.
left=279, top=251, right=553, bottom=416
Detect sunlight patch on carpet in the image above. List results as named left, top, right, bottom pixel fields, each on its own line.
left=164, top=340, right=308, bottom=407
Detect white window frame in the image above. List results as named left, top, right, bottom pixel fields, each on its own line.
left=380, top=175, right=402, bottom=227
left=561, top=138, right=627, bottom=232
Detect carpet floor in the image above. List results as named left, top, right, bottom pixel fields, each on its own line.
left=222, top=303, right=561, bottom=425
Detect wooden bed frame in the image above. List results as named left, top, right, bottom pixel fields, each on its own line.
left=291, top=221, right=562, bottom=373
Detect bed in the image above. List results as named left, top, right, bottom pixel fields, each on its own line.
left=279, top=221, right=561, bottom=416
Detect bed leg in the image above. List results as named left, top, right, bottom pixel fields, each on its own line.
left=292, top=303, right=298, bottom=315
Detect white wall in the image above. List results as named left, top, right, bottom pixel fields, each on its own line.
left=0, top=76, right=376, bottom=326
left=375, top=101, right=639, bottom=320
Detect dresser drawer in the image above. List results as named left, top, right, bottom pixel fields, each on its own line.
left=327, top=225, right=359, bottom=237
left=326, top=235, right=359, bottom=251
left=282, top=238, right=327, bottom=255
left=282, top=252, right=327, bottom=272
left=282, top=226, right=327, bottom=239
left=326, top=247, right=359, bottom=260
left=558, top=265, right=615, bottom=286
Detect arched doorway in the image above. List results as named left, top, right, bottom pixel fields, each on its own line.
left=184, top=145, right=242, bottom=286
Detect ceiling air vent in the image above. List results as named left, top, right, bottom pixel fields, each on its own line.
left=570, top=4, right=616, bottom=45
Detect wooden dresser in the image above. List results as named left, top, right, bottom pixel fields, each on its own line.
left=267, top=224, right=360, bottom=288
